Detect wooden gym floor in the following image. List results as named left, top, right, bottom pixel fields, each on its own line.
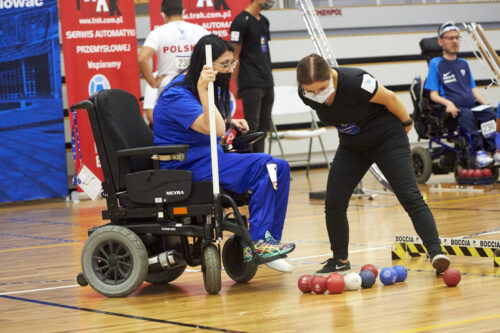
left=1, top=168, right=499, bottom=332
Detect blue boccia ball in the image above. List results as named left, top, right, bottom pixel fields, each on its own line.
left=393, top=265, right=408, bottom=282
left=379, top=267, right=398, bottom=285
left=359, top=270, right=376, bottom=288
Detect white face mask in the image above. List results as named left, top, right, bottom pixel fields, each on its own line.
left=303, top=76, right=335, bottom=104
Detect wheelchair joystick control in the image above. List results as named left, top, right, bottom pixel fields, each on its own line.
left=148, top=250, right=186, bottom=269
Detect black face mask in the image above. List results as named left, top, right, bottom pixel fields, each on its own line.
left=215, top=72, right=231, bottom=87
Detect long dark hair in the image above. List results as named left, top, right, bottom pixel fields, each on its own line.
left=296, top=53, right=331, bottom=85
left=170, top=34, right=234, bottom=123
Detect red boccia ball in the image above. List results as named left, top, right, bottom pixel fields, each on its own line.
left=326, top=273, right=345, bottom=294
left=473, top=169, right=483, bottom=178
left=360, top=264, right=379, bottom=279
left=482, top=168, right=493, bottom=177
left=298, top=275, right=313, bottom=293
left=443, top=268, right=461, bottom=287
left=465, top=169, right=475, bottom=178
left=310, top=276, right=328, bottom=294
left=458, top=169, right=467, bottom=178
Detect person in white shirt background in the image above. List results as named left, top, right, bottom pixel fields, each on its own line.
left=138, top=0, right=209, bottom=126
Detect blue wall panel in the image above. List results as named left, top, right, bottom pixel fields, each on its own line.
left=0, top=0, right=67, bottom=203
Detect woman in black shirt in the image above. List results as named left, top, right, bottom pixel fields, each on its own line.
left=296, top=54, right=450, bottom=276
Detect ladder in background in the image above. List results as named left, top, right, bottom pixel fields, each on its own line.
left=463, top=22, right=500, bottom=87
left=296, top=0, right=393, bottom=197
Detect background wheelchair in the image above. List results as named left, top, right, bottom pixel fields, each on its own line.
left=71, top=89, right=283, bottom=297
left=409, top=37, right=498, bottom=184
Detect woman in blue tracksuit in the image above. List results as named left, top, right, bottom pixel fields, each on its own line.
left=153, top=34, right=294, bottom=272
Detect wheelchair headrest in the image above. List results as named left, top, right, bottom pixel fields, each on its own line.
left=90, top=89, right=154, bottom=190
left=92, top=89, right=153, bottom=150
left=419, top=37, right=442, bottom=63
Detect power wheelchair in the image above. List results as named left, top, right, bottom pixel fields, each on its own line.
left=71, top=88, right=283, bottom=297
left=410, top=37, right=498, bottom=184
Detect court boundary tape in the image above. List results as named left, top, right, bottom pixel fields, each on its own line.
left=392, top=235, right=500, bottom=267
left=0, top=294, right=245, bottom=333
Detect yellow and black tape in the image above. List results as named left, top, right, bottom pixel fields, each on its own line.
left=392, top=236, right=500, bottom=267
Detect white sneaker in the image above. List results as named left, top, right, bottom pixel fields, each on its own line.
left=476, top=150, right=494, bottom=168
left=494, top=152, right=500, bottom=164
left=430, top=253, right=451, bottom=274
left=265, top=258, right=293, bottom=273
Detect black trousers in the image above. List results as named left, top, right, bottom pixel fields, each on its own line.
left=325, top=125, right=442, bottom=259
left=240, top=87, right=274, bottom=153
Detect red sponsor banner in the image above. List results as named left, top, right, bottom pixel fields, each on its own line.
left=60, top=0, right=141, bottom=184
left=148, top=0, right=249, bottom=120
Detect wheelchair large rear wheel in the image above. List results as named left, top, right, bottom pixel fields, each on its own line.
left=222, top=235, right=258, bottom=283
left=81, top=225, right=148, bottom=297
left=411, top=147, right=433, bottom=183
left=202, top=243, right=221, bottom=294
left=145, top=265, right=187, bottom=284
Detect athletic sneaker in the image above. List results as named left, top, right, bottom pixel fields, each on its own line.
left=264, top=230, right=295, bottom=252
left=265, top=258, right=293, bottom=273
left=313, top=257, right=351, bottom=277
left=476, top=150, right=494, bottom=168
left=243, top=246, right=253, bottom=263
left=242, top=237, right=295, bottom=263
left=429, top=253, right=451, bottom=274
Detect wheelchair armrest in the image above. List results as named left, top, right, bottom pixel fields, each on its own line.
left=426, top=103, right=446, bottom=112
left=231, top=131, right=265, bottom=153
left=116, top=145, right=189, bottom=161
left=420, top=99, right=448, bottom=118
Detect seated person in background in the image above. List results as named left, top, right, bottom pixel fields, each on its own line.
left=153, top=34, right=295, bottom=273
left=425, top=21, right=497, bottom=168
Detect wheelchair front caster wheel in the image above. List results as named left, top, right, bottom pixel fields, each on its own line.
left=81, top=225, right=148, bottom=297
left=222, top=235, right=258, bottom=283
left=202, top=243, right=221, bottom=294
left=76, top=272, right=88, bottom=286
left=412, top=147, right=432, bottom=183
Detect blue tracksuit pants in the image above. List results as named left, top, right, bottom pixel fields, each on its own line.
left=457, top=106, right=496, bottom=153
left=162, top=145, right=290, bottom=241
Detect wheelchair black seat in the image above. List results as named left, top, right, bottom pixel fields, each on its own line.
left=70, top=88, right=269, bottom=297
left=419, top=37, right=443, bottom=64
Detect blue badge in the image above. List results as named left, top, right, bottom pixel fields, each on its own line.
left=260, top=36, right=268, bottom=52
left=88, top=74, right=110, bottom=96
left=337, top=123, right=360, bottom=135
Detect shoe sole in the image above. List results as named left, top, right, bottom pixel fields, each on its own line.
left=265, top=261, right=293, bottom=273
left=313, top=269, right=350, bottom=277
left=432, top=256, right=450, bottom=274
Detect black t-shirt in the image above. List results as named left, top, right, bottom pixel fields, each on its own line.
left=299, top=67, right=402, bottom=151
left=230, top=11, right=273, bottom=91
